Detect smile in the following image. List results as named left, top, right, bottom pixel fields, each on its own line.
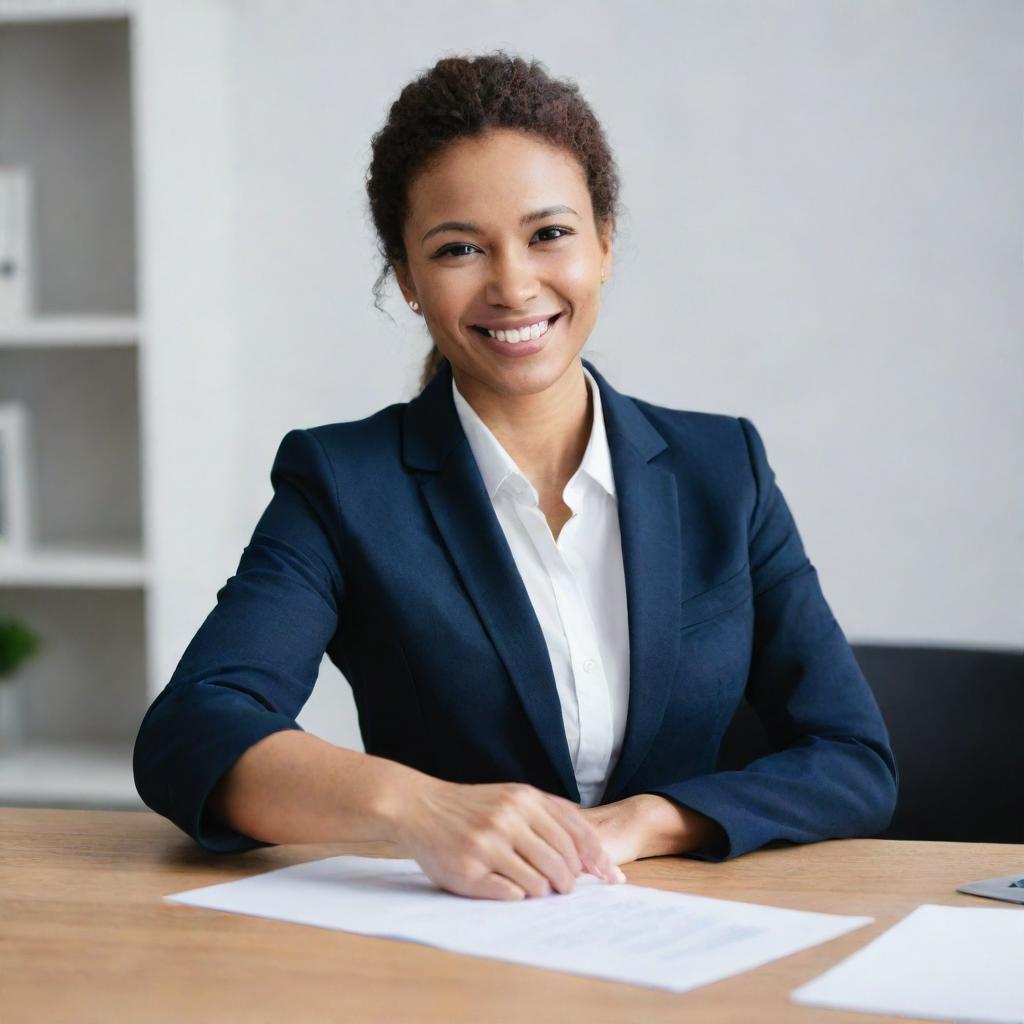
left=471, top=313, right=562, bottom=344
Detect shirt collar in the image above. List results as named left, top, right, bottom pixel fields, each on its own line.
left=451, top=364, right=617, bottom=503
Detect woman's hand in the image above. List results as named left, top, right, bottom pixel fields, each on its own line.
left=576, top=795, right=729, bottom=863
left=573, top=798, right=649, bottom=866
left=387, top=777, right=627, bottom=901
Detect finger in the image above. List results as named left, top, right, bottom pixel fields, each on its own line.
left=526, top=803, right=584, bottom=878
left=491, top=845, right=557, bottom=899
left=478, top=872, right=527, bottom=901
left=541, top=794, right=605, bottom=874
left=513, top=823, right=579, bottom=894
left=543, top=794, right=622, bottom=881
left=429, top=858, right=528, bottom=902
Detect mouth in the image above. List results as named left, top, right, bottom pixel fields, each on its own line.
left=470, top=312, right=564, bottom=344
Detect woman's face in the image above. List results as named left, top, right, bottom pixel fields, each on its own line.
left=395, top=128, right=612, bottom=399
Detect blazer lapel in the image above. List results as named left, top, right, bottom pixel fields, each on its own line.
left=402, top=357, right=685, bottom=806
left=584, top=361, right=684, bottom=804
left=403, top=360, right=581, bottom=800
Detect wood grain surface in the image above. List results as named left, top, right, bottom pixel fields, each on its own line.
left=1, top=807, right=1021, bottom=1023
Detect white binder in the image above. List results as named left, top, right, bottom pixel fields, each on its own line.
left=0, top=166, right=35, bottom=322
left=0, top=403, right=35, bottom=554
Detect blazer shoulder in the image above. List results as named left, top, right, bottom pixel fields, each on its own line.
left=277, top=403, right=415, bottom=502
left=302, top=401, right=404, bottom=450
left=628, top=394, right=751, bottom=459
left=626, top=396, right=776, bottom=518
left=626, top=397, right=774, bottom=542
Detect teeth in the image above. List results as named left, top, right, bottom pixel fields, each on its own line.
left=486, top=319, right=550, bottom=344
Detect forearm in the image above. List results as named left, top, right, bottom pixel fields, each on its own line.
left=206, top=728, right=437, bottom=846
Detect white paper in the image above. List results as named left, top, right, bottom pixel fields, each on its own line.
left=165, top=855, right=871, bottom=993
left=791, top=903, right=1024, bottom=1024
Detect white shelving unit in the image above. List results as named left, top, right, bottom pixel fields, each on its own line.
left=0, top=6, right=147, bottom=806
left=0, top=543, right=147, bottom=588
left=0, top=315, right=141, bottom=347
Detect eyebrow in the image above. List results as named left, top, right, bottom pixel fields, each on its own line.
left=420, top=205, right=581, bottom=244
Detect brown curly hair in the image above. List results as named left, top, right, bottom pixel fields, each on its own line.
left=365, top=51, right=622, bottom=393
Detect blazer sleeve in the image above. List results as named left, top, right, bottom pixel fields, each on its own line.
left=132, top=428, right=344, bottom=853
left=641, top=416, right=899, bottom=862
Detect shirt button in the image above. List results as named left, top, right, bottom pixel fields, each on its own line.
left=582, top=658, right=596, bottom=674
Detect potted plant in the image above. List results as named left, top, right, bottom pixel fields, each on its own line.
left=0, top=616, right=41, bottom=753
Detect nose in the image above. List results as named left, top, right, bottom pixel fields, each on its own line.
left=484, top=249, right=538, bottom=310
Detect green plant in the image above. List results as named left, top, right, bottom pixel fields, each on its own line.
left=0, top=617, right=41, bottom=678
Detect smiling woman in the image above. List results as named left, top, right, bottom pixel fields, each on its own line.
left=365, top=54, right=620, bottom=399
left=133, top=51, right=898, bottom=906
left=397, top=126, right=607, bottom=401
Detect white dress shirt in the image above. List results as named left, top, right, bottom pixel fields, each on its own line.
left=451, top=365, right=631, bottom=806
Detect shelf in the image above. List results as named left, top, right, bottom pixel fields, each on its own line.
left=0, top=10, right=154, bottom=798
left=0, top=316, right=140, bottom=347
left=0, top=2, right=131, bottom=25
left=0, top=739, right=141, bottom=807
left=0, top=542, right=147, bottom=587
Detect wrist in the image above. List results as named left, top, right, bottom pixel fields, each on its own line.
left=368, top=758, right=448, bottom=845
left=634, top=794, right=726, bottom=859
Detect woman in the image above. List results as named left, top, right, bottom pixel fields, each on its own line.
left=133, top=52, right=897, bottom=902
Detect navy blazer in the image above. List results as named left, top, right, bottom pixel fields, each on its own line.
left=133, top=357, right=898, bottom=860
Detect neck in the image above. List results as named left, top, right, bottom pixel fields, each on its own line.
left=454, top=360, right=592, bottom=492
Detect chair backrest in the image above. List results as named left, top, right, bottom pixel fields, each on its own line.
left=716, top=643, right=1024, bottom=844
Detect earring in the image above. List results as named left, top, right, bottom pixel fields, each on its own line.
left=409, top=300, right=420, bottom=312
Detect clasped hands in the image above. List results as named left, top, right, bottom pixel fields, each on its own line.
left=389, top=778, right=725, bottom=902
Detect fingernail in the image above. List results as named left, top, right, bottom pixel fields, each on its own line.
left=615, top=867, right=627, bottom=883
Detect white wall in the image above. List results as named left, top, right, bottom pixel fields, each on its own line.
left=151, top=0, right=1023, bottom=748
left=134, top=0, right=240, bottom=716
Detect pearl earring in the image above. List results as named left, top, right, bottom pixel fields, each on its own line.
left=409, top=300, right=420, bottom=312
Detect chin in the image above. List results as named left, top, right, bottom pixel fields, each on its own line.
left=493, top=352, right=582, bottom=392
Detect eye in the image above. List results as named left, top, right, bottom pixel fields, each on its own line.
left=433, top=242, right=480, bottom=259
left=432, top=226, right=575, bottom=259
left=535, top=225, right=574, bottom=242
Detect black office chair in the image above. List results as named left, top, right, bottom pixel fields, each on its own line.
left=716, top=644, right=1024, bottom=844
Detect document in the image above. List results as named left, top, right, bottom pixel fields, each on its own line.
left=791, top=903, right=1024, bottom=1023
left=165, top=855, right=871, bottom=993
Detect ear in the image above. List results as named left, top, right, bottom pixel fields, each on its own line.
left=598, top=217, right=614, bottom=280
left=392, top=258, right=417, bottom=305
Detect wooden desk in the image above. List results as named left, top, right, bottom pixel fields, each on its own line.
left=1, top=808, right=1020, bottom=1023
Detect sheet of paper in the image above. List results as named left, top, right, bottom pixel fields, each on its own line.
left=791, top=903, right=1024, bottom=1023
left=165, top=855, right=871, bottom=994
